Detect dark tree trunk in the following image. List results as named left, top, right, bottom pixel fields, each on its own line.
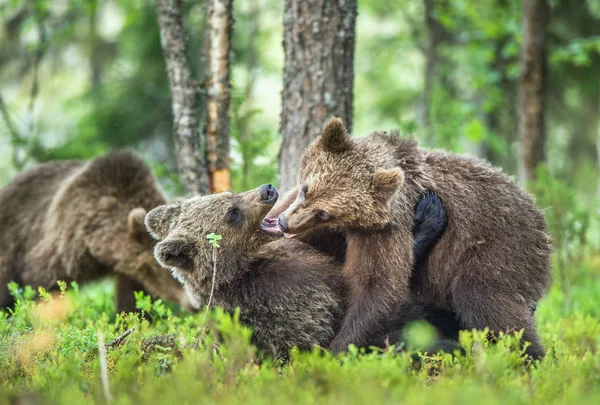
left=597, top=131, right=600, bottom=198
left=422, top=0, right=448, bottom=135
left=279, top=0, right=357, bottom=192
left=518, top=0, right=549, bottom=184
left=204, top=0, right=233, bottom=193
left=156, top=0, right=208, bottom=196
left=483, top=36, right=516, bottom=169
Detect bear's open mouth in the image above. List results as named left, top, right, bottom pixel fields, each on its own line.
left=259, top=217, right=298, bottom=238
left=260, top=217, right=283, bottom=236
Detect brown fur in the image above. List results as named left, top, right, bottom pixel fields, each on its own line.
left=146, top=186, right=462, bottom=358
left=278, top=118, right=552, bottom=359
left=0, top=151, right=190, bottom=312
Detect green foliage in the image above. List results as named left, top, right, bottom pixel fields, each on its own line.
left=230, top=91, right=278, bottom=193
left=0, top=275, right=599, bottom=404
left=206, top=233, right=222, bottom=249
left=532, top=166, right=600, bottom=305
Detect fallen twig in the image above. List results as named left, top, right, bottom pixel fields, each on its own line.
left=97, top=330, right=113, bottom=403
left=107, top=328, right=136, bottom=348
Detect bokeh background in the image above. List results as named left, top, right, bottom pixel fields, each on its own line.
left=2, top=0, right=600, bottom=200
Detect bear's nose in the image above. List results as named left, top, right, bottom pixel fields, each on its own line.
left=278, top=214, right=289, bottom=233
left=260, top=184, right=278, bottom=203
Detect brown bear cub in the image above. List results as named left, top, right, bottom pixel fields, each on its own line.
left=0, top=151, right=190, bottom=312
left=146, top=184, right=460, bottom=359
left=273, top=118, right=552, bottom=359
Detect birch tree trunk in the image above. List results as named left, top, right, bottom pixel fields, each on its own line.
left=279, top=0, right=357, bottom=192
left=205, top=0, right=233, bottom=193
left=156, top=0, right=208, bottom=196
left=518, top=0, right=549, bottom=184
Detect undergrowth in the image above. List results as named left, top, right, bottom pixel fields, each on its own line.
left=0, top=268, right=598, bottom=405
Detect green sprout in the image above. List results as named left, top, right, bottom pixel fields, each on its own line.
left=206, top=233, right=222, bottom=248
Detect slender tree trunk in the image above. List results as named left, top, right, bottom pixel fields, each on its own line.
left=597, top=134, right=600, bottom=198
left=593, top=80, right=600, bottom=198
left=279, top=0, right=357, bottom=192
left=205, top=0, right=233, bottom=193
left=483, top=36, right=515, bottom=168
left=88, top=0, right=101, bottom=92
left=156, top=0, right=208, bottom=196
left=518, top=0, right=549, bottom=184
left=422, top=0, right=447, bottom=136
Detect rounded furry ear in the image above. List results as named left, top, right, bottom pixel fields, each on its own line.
left=145, top=204, right=181, bottom=240
left=372, top=168, right=405, bottom=204
left=154, top=239, right=195, bottom=271
left=128, top=208, right=149, bottom=241
left=317, top=117, right=351, bottom=152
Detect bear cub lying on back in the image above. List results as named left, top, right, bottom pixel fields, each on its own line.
left=145, top=184, right=460, bottom=358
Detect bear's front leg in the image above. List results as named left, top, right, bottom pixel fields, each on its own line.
left=330, top=228, right=413, bottom=351
left=116, top=274, right=148, bottom=313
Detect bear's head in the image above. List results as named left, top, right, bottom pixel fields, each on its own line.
left=277, top=118, right=405, bottom=237
left=109, top=207, right=193, bottom=311
left=145, top=184, right=279, bottom=310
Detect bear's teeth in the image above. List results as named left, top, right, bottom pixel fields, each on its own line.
left=284, top=233, right=298, bottom=239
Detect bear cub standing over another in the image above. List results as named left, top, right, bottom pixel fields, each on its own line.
left=146, top=185, right=460, bottom=359
left=0, top=151, right=190, bottom=312
left=275, top=118, right=552, bottom=359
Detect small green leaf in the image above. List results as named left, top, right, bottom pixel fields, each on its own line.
left=206, top=233, right=223, bottom=248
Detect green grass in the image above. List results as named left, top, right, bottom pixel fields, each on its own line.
left=1, top=260, right=599, bottom=405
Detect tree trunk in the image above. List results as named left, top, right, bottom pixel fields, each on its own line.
left=279, top=0, right=357, bottom=192
left=597, top=134, right=600, bottom=198
left=88, top=0, right=101, bottom=92
left=518, top=0, right=549, bottom=184
left=422, top=0, right=448, bottom=137
left=156, top=0, right=208, bottom=196
left=205, top=0, right=233, bottom=193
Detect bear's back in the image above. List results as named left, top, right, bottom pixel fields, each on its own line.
left=0, top=160, right=85, bottom=254
left=416, top=149, right=551, bottom=304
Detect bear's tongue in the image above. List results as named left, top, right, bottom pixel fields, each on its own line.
left=283, top=233, right=298, bottom=239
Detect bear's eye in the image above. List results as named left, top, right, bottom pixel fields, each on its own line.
left=226, top=207, right=244, bottom=226
left=301, top=184, right=309, bottom=195
left=316, top=210, right=331, bottom=221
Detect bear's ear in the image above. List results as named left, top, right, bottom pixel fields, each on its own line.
left=128, top=208, right=149, bottom=241
left=317, top=117, right=351, bottom=153
left=145, top=204, right=181, bottom=240
left=372, top=168, right=405, bottom=204
left=154, top=239, right=195, bottom=271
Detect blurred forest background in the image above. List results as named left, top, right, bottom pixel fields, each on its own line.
left=1, top=0, right=600, bottom=202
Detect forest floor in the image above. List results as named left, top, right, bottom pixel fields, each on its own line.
left=1, top=259, right=599, bottom=405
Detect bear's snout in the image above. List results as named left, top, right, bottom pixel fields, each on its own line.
left=260, top=184, right=278, bottom=203
left=278, top=214, right=289, bottom=233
